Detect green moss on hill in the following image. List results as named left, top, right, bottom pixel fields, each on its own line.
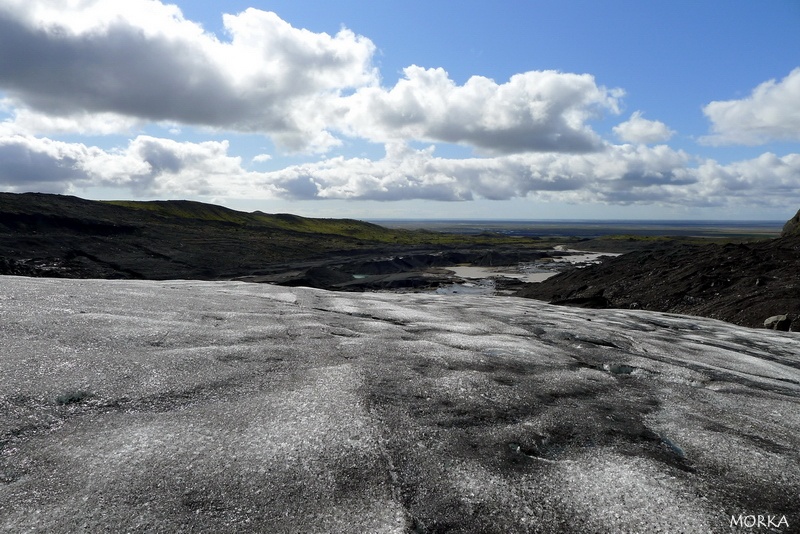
left=101, top=198, right=543, bottom=246
left=1, top=192, right=547, bottom=280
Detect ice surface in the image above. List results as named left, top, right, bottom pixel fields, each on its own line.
left=0, top=277, right=798, bottom=532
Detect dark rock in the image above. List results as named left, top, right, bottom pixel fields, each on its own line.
left=517, top=211, right=800, bottom=331
left=0, top=192, right=494, bottom=281
left=335, top=272, right=451, bottom=291
left=0, top=257, right=39, bottom=276
left=518, top=237, right=800, bottom=330
left=782, top=208, right=800, bottom=237
left=279, top=266, right=354, bottom=289
left=338, top=250, right=549, bottom=276
left=469, top=250, right=549, bottom=266
left=551, top=295, right=610, bottom=309
left=339, top=255, right=438, bottom=275
left=764, top=314, right=799, bottom=332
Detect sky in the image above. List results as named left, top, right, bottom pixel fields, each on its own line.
left=0, top=1, right=799, bottom=220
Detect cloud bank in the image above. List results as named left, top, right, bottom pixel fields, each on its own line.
left=2, top=135, right=798, bottom=209
left=0, top=135, right=254, bottom=197
left=0, top=1, right=797, bottom=213
left=0, top=0, right=621, bottom=155
left=260, top=142, right=800, bottom=208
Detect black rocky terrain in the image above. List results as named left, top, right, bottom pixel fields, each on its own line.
left=518, top=209, right=800, bottom=331
left=783, top=208, right=800, bottom=236
left=261, top=249, right=554, bottom=291
left=4, top=192, right=799, bottom=332
left=0, top=192, right=567, bottom=294
left=0, top=192, right=381, bottom=280
left=0, top=192, right=542, bottom=282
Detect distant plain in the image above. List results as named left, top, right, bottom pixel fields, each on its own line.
left=370, top=219, right=784, bottom=239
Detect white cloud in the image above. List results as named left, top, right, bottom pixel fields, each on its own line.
left=257, top=143, right=694, bottom=203
left=613, top=111, right=675, bottom=144
left=0, top=2, right=624, bottom=154
left=0, top=1, right=378, bottom=152
left=256, top=143, right=800, bottom=208
left=0, top=100, right=140, bottom=136
left=341, top=67, right=622, bottom=154
left=0, top=135, right=92, bottom=193
left=1, top=134, right=798, bottom=209
left=702, top=67, right=800, bottom=145
left=0, top=2, right=797, bottom=213
left=0, top=135, right=261, bottom=196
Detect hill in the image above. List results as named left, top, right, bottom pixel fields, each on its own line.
left=0, top=192, right=536, bottom=280
left=517, top=231, right=800, bottom=331
left=783, top=207, right=800, bottom=237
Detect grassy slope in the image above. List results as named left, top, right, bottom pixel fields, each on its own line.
left=0, top=193, right=547, bottom=279
left=101, top=198, right=552, bottom=247
left=104, top=199, right=412, bottom=241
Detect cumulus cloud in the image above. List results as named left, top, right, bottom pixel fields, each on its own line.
left=0, top=101, right=140, bottom=136
left=1, top=134, right=798, bottom=209
left=0, top=135, right=94, bottom=193
left=0, top=135, right=263, bottom=196
left=0, top=2, right=797, bottom=212
left=256, top=143, right=800, bottom=208
left=0, top=1, right=377, bottom=152
left=341, top=67, right=622, bottom=154
left=258, top=143, right=696, bottom=204
left=613, top=111, right=675, bottom=144
left=0, top=2, right=624, bottom=154
left=702, top=68, right=800, bottom=145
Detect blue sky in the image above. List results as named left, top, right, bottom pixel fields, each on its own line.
left=0, top=1, right=798, bottom=220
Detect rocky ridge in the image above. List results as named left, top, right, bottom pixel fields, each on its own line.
left=783, top=207, right=800, bottom=237
left=3, top=192, right=798, bottom=332
left=517, top=234, right=800, bottom=331
left=0, top=192, right=548, bottom=281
